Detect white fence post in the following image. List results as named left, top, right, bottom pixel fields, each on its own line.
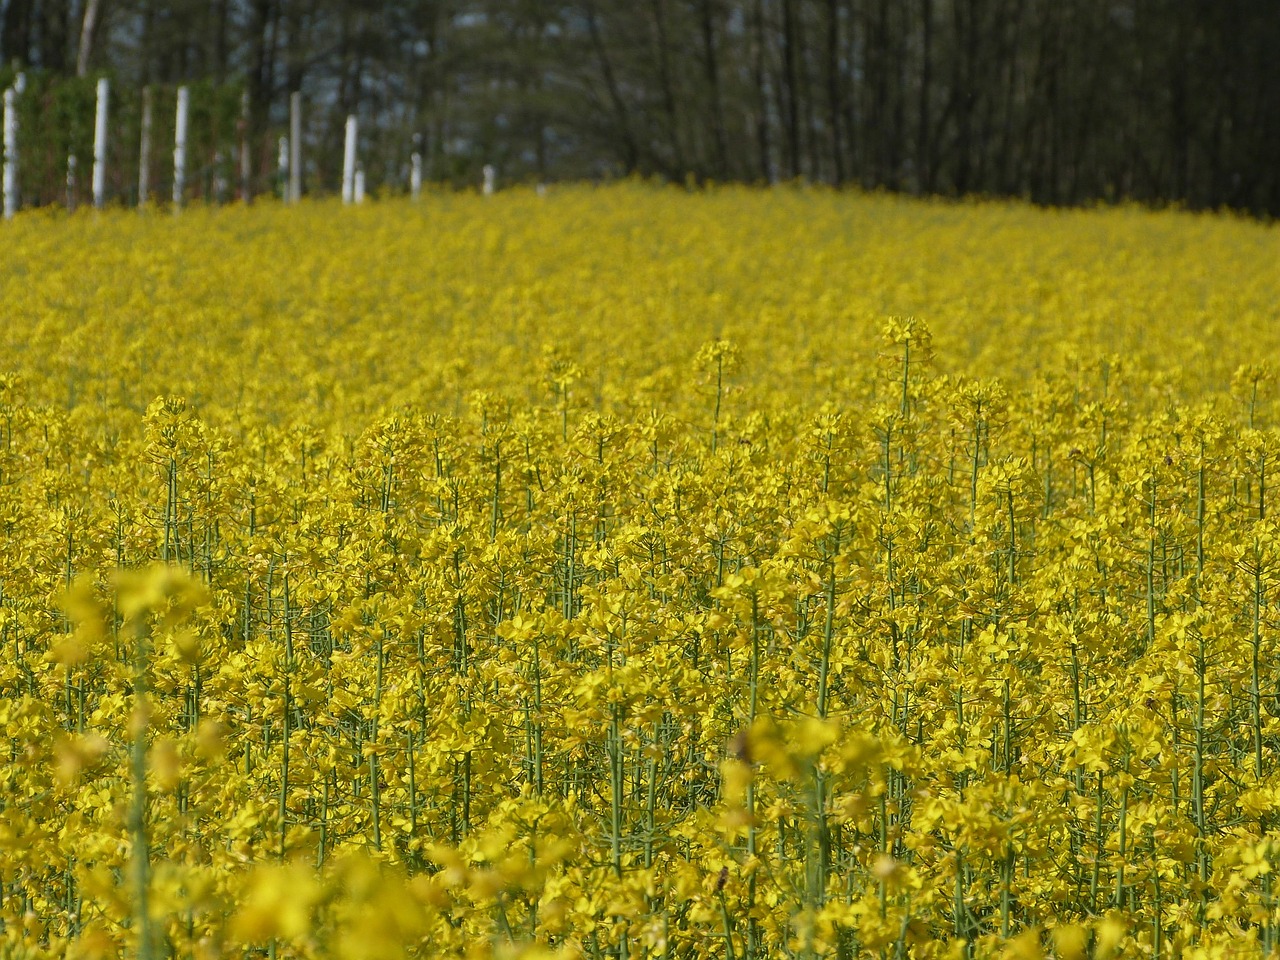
left=173, top=86, right=189, bottom=208
left=278, top=136, right=289, bottom=199
left=3, top=86, right=17, bottom=220
left=138, top=86, right=153, bottom=205
left=342, top=114, right=357, bottom=204
left=289, top=92, right=302, bottom=203
left=410, top=152, right=422, bottom=200
left=92, top=77, right=108, bottom=209
left=213, top=150, right=226, bottom=203
left=67, top=155, right=77, bottom=210
left=354, top=164, right=365, bottom=204
left=483, top=163, right=496, bottom=196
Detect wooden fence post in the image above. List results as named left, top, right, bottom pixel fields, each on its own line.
left=213, top=150, right=226, bottom=202
left=139, top=86, right=153, bottom=205
left=342, top=115, right=357, bottom=204
left=3, top=85, right=17, bottom=219
left=92, top=77, right=108, bottom=208
left=278, top=136, right=288, bottom=199
left=289, top=92, right=302, bottom=203
left=173, top=86, right=189, bottom=208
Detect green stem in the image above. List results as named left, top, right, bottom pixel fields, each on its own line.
left=129, top=624, right=154, bottom=960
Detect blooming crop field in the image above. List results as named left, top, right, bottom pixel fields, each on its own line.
left=2, top=185, right=1280, bottom=960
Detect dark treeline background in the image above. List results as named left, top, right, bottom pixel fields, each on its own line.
left=3, top=0, right=1279, bottom=213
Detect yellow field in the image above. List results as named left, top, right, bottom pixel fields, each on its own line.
left=1, top=185, right=1279, bottom=960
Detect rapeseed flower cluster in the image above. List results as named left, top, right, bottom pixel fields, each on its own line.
left=0, top=185, right=1279, bottom=959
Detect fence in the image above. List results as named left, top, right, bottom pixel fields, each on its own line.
left=0, top=70, right=485, bottom=217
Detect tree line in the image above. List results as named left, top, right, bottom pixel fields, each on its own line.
left=2, top=0, right=1278, bottom=214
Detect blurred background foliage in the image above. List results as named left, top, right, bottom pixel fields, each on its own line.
left=0, top=0, right=1278, bottom=212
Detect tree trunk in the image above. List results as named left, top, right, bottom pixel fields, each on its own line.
left=951, top=0, right=976, bottom=194
left=917, top=0, right=932, bottom=192
left=585, top=1, right=640, bottom=173
left=651, top=0, right=686, bottom=175
left=249, top=0, right=276, bottom=134
left=752, top=0, right=773, bottom=182
left=1, top=0, right=34, bottom=67
left=781, top=0, right=801, bottom=177
left=825, top=0, right=844, bottom=184
left=700, top=0, right=729, bottom=179
left=76, top=0, right=105, bottom=77
left=37, top=0, right=71, bottom=74
left=213, top=0, right=231, bottom=84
